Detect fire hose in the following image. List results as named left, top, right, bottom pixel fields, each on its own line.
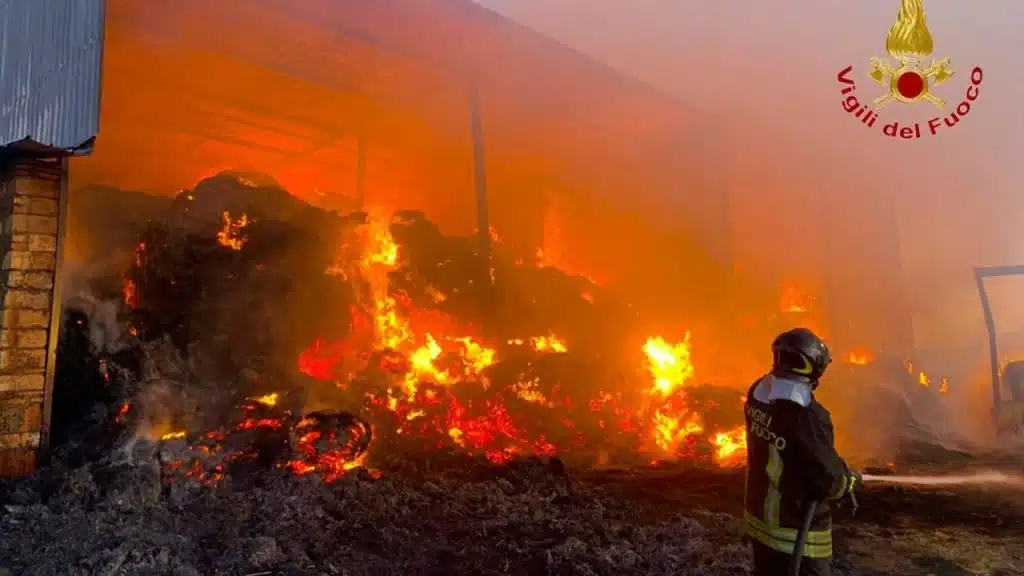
left=788, top=470, right=1022, bottom=575
left=788, top=490, right=857, bottom=576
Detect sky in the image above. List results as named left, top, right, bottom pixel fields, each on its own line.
left=474, top=0, right=1024, bottom=351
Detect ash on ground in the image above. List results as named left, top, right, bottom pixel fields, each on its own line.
left=0, top=453, right=749, bottom=576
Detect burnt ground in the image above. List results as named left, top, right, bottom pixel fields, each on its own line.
left=588, top=463, right=1024, bottom=576
left=1, top=454, right=1022, bottom=576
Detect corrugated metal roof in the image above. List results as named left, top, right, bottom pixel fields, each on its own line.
left=0, top=0, right=105, bottom=153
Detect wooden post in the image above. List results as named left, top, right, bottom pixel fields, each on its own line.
left=41, top=157, right=70, bottom=459
left=470, top=86, right=491, bottom=268
left=469, top=86, right=493, bottom=334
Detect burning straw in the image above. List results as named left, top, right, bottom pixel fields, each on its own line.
left=116, top=199, right=751, bottom=483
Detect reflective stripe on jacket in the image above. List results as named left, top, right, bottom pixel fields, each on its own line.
left=743, top=374, right=849, bottom=559
left=744, top=511, right=832, bottom=558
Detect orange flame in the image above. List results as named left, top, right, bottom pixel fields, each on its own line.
left=845, top=348, right=874, bottom=365
left=780, top=282, right=814, bottom=313
left=711, top=427, right=747, bottom=466
left=217, top=211, right=249, bottom=250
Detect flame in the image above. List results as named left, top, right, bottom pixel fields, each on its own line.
left=142, top=210, right=784, bottom=484
left=455, top=337, right=497, bottom=376
left=362, top=217, right=399, bottom=268
left=641, top=335, right=709, bottom=456
left=902, top=358, right=949, bottom=395
left=711, top=426, right=747, bottom=467
left=287, top=419, right=373, bottom=482
left=534, top=247, right=549, bottom=267
left=512, top=378, right=554, bottom=407
left=918, top=371, right=930, bottom=388
left=144, top=204, right=999, bottom=481
left=886, top=0, right=934, bottom=60
left=121, top=242, right=146, bottom=307
left=115, top=402, right=130, bottom=424
left=122, top=279, right=137, bottom=307
left=845, top=348, right=874, bottom=365
left=405, top=334, right=449, bottom=395
left=157, top=401, right=374, bottom=485
left=217, top=211, right=249, bottom=250
left=780, top=282, right=814, bottom=313
left=651, top=409, right=703, bottom=454
left=642, top=335, right=695, bottom=396
left=301, top=214, right=744, bottom=468
left=530, top=335, right=568, bottom=353
left=249, top=392, right=279, bottom=407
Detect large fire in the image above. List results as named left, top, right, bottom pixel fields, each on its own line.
left=294, top=215, right=748, bottom=471
left=121, top=207, right=948, bottom=484
left=124, top=210, right=752, bottom=482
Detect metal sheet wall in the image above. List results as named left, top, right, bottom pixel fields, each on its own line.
left=0, top=0, right=105, bottom=151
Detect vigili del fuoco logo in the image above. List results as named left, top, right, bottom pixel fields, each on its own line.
left=836, top=0, right=983, bottom=139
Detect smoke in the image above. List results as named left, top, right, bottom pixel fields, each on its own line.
left=862, top=470, right=1024, bottom=489
left=63, top=292, right=127, bottom=355
left=62, top=287, right=193, bottom=431
left=473, top=0, right=1024, bottom=361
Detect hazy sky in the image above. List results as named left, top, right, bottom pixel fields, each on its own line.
left=474, top=0, right=1024, bottom=348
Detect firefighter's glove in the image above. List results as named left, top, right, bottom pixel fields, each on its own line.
left=846, top=469, right=862, bottom=494
left=840, top=470, right=861, bottom=514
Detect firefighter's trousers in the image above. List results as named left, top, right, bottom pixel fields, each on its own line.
left=751, top=540, right=831, bottom=576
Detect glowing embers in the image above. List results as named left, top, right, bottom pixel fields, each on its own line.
left=157, top=393, right=373, bottom=485
left=291, top=212, right=750, bottom=469
left=216, top=211, right=250, bottom=250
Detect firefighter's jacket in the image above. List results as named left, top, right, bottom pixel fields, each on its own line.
left=743, top=374, right=852, bottom=558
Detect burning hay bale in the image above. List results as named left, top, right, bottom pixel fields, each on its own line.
left=75, top=173, right=749, bottom=474
left=1, top=174, right=768, bottom=571
left=0, top=174, right=763, bottom=572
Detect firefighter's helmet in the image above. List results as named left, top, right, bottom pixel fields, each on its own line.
left=771, top=327, right=832, bottom=384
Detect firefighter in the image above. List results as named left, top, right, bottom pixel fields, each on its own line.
left=743, top=327, right=860, bottom=576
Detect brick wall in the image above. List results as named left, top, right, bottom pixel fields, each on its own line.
left=0, top=154, right=66, bottom=478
